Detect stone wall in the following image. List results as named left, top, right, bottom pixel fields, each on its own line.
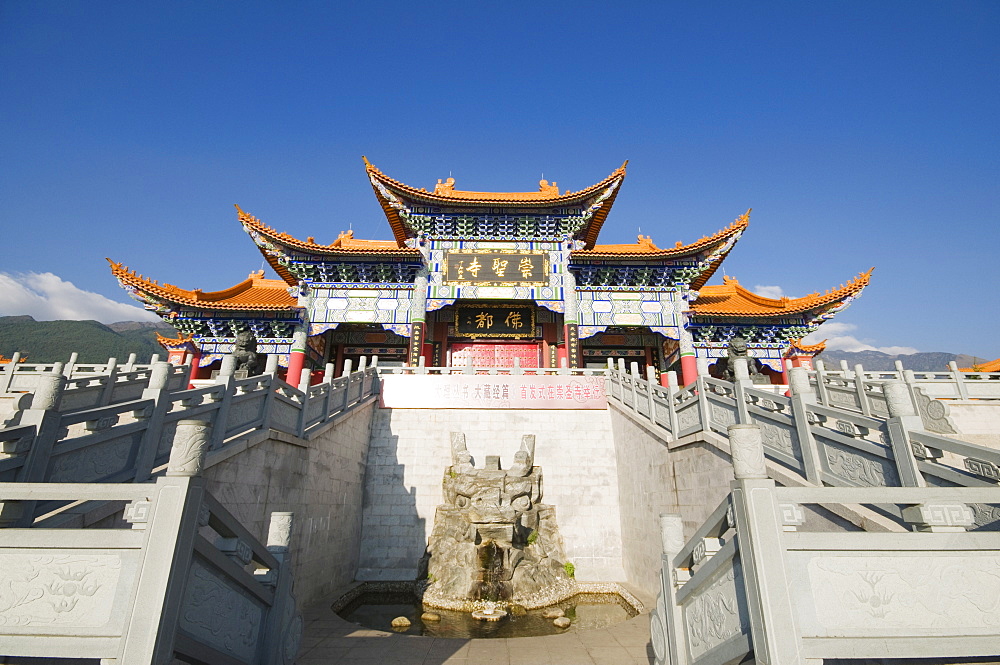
left=358, top=407, right=627, bottom=583
left=608, top=404, right=736, bottom=596
left=202, top=399, right=376, bottom=608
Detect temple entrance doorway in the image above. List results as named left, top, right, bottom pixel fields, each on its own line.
left=449, top=341, right=542, bottom=368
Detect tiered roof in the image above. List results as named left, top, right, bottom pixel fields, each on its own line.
left=787, top=338, right=828, bottom=355
left=571, top=210, right=751, bottom=289
left=690, top=269, right=874, bottom=319
left=108, top=261, right=299, bottom=312
left=236, top=205, right=422, bottom=285
left=364, top=157, right=628, bottom=247
left=155, top=332, right=198, bottom=349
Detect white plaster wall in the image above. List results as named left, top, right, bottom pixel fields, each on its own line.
left=202, top=401, right=375, bottom=608
left=357, top=407, right=627, bottom=583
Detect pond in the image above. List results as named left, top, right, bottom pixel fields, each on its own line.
left=337, top=591, right=639, bottom=639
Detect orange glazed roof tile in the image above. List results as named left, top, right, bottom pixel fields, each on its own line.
left=364, top=157, right=627, bottom=247
left=235, top=205, right=421, bottom=286
left=574, top=211, right=750, bottom=261
left=691, top=268, right=874, bottom=318
left=108, top=261, right=299, bottom=311
left=155, top=332, right=198, bottom=348
left=364, top=156, right=627, bottom=205
left=960, top=358, right=1000, bottom=372
left=788, top=338, right=827, bottom=354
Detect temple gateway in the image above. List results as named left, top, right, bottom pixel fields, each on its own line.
left=109, top=159, right=871, bottom=386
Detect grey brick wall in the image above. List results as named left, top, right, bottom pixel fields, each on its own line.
left=357, top=407, right=627, bottom=582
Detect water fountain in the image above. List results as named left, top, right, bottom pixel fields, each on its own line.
left=333, top=432, right=642, bottom=637
left=418, top=433, right=575, bottom=612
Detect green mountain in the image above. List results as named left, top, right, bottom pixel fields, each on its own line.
left=0, top=316, right=175, bottom=364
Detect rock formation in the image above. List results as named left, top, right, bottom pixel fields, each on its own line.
left=419, top=433, right=574, bottom=610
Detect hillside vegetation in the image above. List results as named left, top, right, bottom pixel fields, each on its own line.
left=0, top=316, right=174, bottom=364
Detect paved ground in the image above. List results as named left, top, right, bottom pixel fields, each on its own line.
left=295, top=598, right=655, bottom=665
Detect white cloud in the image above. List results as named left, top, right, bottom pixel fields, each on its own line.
left=802, top=321, right=918, bottom=355
left=753, top=285, right=785, bottom=299
left=0, top=272, right=160, bottom=324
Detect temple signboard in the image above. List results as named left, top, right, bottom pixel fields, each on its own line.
left=443, top=251, right=548, bottom=286
left=455, top=304, right=535, bottom=338
left=380, top=374, right=607, bottom=409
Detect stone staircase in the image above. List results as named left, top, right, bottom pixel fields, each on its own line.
left=605, top=359, right=1000, bottom=664
left=0, top=355, right=381, bottom=664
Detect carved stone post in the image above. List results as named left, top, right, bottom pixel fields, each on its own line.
left=729, top=442, right=803, bottom=662
left=665, top=371, right=680, bottom=437
left=729, top=424, right=768, bottom=480
left=30, top=372, right=65, bottom=412
left=883, top=380, right=925, bottom=487
left=98, top=357, right=119, bottom=406
left=788, top=366, right=823, bottom=484
left=261, top=511, right=302, bottom=664
left=166, top=419, right=211, bottom=477
left=267, top=512, right=294, bottom=553
left=265, top=352, right=280, bottom=375
left=3, top=374, right=65, bottom=526
left=147, top=361, right=171, bottom=392
left=134, top=362, right=174, bottom=482
left=787, top=367, right=815, bottom=402
left=121, top=423, right=211, bottom=663
left=218, top=354, right=236, bottom=381
left=733, top=356, right=751, bottom=384
left=650, top=513, right=688, bottom=665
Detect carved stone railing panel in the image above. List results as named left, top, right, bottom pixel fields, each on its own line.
left=177, top=558, right=267, bottom=662
left=48, top=433, right=140, bottom=483
left=819, top=440, right=898, bottom=488
left=708, top=402, right=738, bottom=431
left=0, top=548, right=142, bottom=634
left=0, top=466, right=300, bottom=663
left=606, top=366, right=1000, bottom=498
left=681, top=555, right=749, bottom=662
left=269, top=398, right=300, bottom=433
left=657, top=480, right=1000, bottom=665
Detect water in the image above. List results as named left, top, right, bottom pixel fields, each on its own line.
left=337, top=592, right=638, bottom=639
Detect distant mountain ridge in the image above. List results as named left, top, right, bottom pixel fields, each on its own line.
left=818, top=349, right=983, bottom=372
left=0, top=316, right=174, bottom=364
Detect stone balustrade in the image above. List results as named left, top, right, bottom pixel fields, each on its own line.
left=649, top=423, right=1000, bottom=665
left=1, top=352, right=191, bottom=425
left=605, top=361, right=1000, bottom=511
left=0, top=418, right=301, bottom=664
left=0, top=357, right=380, bottom=527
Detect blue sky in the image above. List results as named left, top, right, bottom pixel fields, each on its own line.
left=1, top=2, right=997, bottom=359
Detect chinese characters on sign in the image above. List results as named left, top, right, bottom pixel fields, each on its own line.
left=444, top=251, right=548, bottom=286
left=380, top=375, right=607, bottom=410
left=456, top=305, right=535, bottom=338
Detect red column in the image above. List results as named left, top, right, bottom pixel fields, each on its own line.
left=286, top=326, right=308, bottom=387
left=334, top=343, right=345, bottom=377
left=680, top=355, right=698, bottom=386
left=187, top=349, right=202, bottom=387
left=678, top=325, right=698, bottom=386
